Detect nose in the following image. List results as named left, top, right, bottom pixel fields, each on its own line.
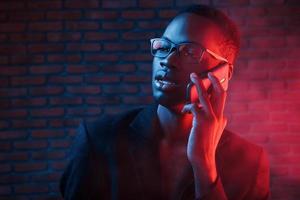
left=159, top=50, right=178, bottom=70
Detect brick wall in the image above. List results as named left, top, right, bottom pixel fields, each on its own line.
left=0, top=0, right=299, bottom=199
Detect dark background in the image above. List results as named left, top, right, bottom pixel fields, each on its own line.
left=0, top=0, right=299, bottom=199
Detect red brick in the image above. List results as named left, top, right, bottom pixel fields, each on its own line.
left=0, top=34, right=7, bottom=42
left=86, top=96, right=120, bottom=105
left=47, top=32, right=81, bottom=42
left=250, top=0, right=285, bottom=5
left=47, top=54, right=81, bottom=63
left=48, top=118, right=80, bottom=128
left=246, top=16, right=283, bottom=26
left=11, top=76, right=46, bottom=86
left=85, top=75, right=120, bottom=83
left=29, top=22, right=63, bottom=31
left=14, top=184, right=48, bottom=194
left=46, top=11, right=82, bottom=20
left=0, top=23, right=26, bottom=32
left=85, top=54, right=118, bottom=62
left=12, top=98, right=47, bottom=107
left=85, top=11, right=118, bottom=19
left=27, top=0, right=62, bottom=9
left=122, top=96, right=153, bottom=104
left=0, top=142, right=12, bottom=152
left=12, top=119, right=47, bottom=129
left=0, top=78, right=9, bottom=87
left=31, top=172, right=61, bottom=182
left=67, top=107, right=102, bottom=116
left=84, top=32, right=118, bottom=41
left=121, top=53, right=152, bottom=62
left=103, top=43, right=137, bottom=52
left=0, top=185, right=11, bottom=195
left=28, top=44, right=64, bottom=53
left=139, top=0, right=172, bottom=8
left=123, top=75, right=151, bottom=83
left=0, top=66, right=27, bottom=76
left=50, top=140, right=71, bottom=148
left=159, top=10, right=177, bottom=18
left=9, top=33, right=46, bottom=42
left=31, top=130, right=65, bottom=138
left=48, top=75, right=83, bottom=84
left=0, top=110, right=27, bottom=119
left=249, top=37, right=286, bottom=48
left=14, top=140, right=48, bottom=150
left=66, top=43, right=101, bottom=52
left=0, top=88, right=26, bottom=97
left=11, top=55, right=45, bottom=65
left=9, top=11, right=44, bottom=21
left=0, top=1, right=25, bottom=10
left=50, top=97, right=83, bottom=105
left=65, top=0, right=99, bottom=8
left=138, top=21, right=168, bottom=29
left=0, top=56, right=8, bottom=64
left=66, top=64, right=100, bottom=74
left=103, top=85, right=138, bottom=94
left=14, top=162, right=47, bottom=172
left=30, top=86, right=64, bottom=96
left=0, top=174, right=29, bottom=184
left=102, top=21, right=134, bottom=30
left=271, top=133, right=300, bottom=144
left=122, top=31, right=155, bottom=40
left=67, top=86, right=101, bottom=95
left=0, top=164, right=11, bottom=173
left=31, top=108, right=64, bottom=117
left=232, top=113, right=270, bottom=122
left=102, top=0, right=136, bottom=8
left=140, top=84, right=152, bottom=94
left=50, top=161, right=67, bottom=170
left=137, top=63, right=152, bottom=72
left=121, top=10, right=155, bottom=19
left=0, top=131, right=28, bottom=140
left=251, top=123, right=288, bottom=133
left=30, top=65, right=64, bottom=74
left=213, top=0, right=248, bottom=6
left=0, top=44, right=26, bottom=54
left=0, top=152, right=30, bottom=161
left=0, top=120, right=9, bottom=129
left=66, top=21, right=99, bottom=31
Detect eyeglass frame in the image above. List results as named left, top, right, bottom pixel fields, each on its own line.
left=150, top=37, right=230, bottom=65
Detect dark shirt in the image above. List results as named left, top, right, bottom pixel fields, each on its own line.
left=60, top=104, right=270, bottom=200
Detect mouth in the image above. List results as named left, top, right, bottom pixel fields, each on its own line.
left=154, top=71, right=180, bottom=91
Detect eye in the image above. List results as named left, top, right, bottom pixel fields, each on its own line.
left=153, top=41, right=170, bottom=52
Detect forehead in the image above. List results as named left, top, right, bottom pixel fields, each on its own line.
left=163, top=13, right=223, bottom=49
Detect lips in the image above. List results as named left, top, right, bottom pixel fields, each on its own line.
left=154, top=71, right=180, bottom=91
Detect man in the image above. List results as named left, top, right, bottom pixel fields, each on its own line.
left=60, top=4, right=270, bottom=200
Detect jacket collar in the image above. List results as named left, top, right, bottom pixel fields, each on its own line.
left=129, top=104, right=164, bottom=141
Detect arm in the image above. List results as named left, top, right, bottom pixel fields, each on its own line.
left=182, top=72, right=228, bottom=199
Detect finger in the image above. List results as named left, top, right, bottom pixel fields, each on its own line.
left=207, top=72, right=227, bottom=118
left=190, top=73, right=214, bottom=115
left=181, top=103, right=204, bottom=120
left=215, top=117, right=227, bottom=143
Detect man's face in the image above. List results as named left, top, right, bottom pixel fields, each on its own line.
left=152, top=13, right=225, bottom=111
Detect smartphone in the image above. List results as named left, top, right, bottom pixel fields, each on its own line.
left=186, top=62, right=229, bottom=104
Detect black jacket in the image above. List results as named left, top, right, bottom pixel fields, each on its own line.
left=60, top=104, right=270, bottom=200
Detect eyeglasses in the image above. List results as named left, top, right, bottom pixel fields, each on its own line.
left=150, top=37, right=229, bottom=64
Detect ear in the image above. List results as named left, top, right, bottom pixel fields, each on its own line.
left=228, top=64, right=233, bottom=80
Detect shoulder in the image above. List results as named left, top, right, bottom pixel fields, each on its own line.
left=83, top=107, right=144, bottom=152
left=217, top=129, right=268, bottom=194
left=220, top=129, right=264, bottom=157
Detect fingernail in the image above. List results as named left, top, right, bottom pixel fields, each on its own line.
left=207, top=72, right=213, bottom=79
left=190, top=73, right=197, bottom=81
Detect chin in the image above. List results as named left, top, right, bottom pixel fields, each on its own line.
left=153, top=90, right=185, bottom=114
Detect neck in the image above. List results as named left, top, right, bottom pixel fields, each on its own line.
left=157, top=104, right=193, bottom=142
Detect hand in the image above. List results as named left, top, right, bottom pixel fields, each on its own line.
left=182, top=72, right=227, bottom=183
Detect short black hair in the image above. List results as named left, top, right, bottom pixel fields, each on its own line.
left=178, top=4, right=240, bottom=64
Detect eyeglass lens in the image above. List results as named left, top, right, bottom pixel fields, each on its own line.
left=151, top=39, right=204, bottom=64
